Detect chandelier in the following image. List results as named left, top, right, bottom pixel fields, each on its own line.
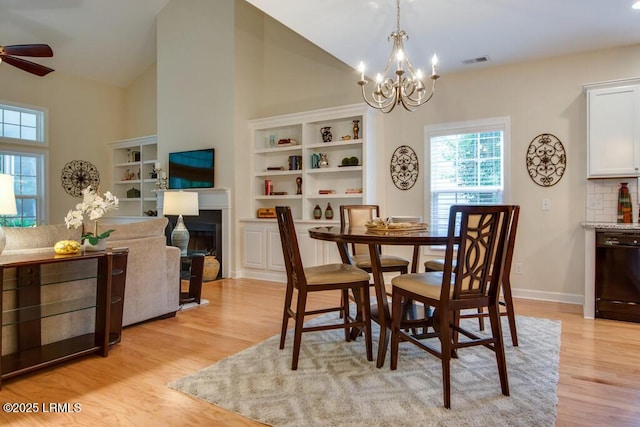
left=357, top=0, right=439, bottom=113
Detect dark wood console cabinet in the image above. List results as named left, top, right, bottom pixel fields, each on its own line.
left=0, top=248, right=128, bottom=388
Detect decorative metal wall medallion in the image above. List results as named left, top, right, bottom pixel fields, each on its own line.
left=526, top=133, right=566, bottom=187
left=390, top=145, right=419, bottom=190
left=61, top=160, right=100, bottom=197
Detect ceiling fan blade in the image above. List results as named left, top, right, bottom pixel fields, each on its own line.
left=2, top=55, right=54, bottom=76
left=2, top=44, right=53, bottom=57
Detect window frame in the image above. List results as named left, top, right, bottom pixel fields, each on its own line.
left=423, top=116, right=511, bottom=247
left=0, top=100, right=49, bottom=226
left=0, top=100, right=48, bottom=147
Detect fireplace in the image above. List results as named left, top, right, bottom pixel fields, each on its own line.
left=157, top=189, right=231, bottom=279
left=165, top=210, right=223, bottom=279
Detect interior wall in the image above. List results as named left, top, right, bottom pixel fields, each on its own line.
left=380, top=43, right=640, bottom=302
left=0, top=67, right=124, bottom=224
left=157, top=0, right=235, bottom=188
left=124, top=63, right=157, bottom=138
left=259, top=15, right=361, bottom=118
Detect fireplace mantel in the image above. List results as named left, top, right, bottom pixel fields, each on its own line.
left=156, top=188, right=231, bottom=278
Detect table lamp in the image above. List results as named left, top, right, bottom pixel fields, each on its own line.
left=163, top=191, right=199, bottom=256
left=0, top=173, right=18, bottom=256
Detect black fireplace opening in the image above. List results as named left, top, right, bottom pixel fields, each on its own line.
left=165, top=209, right=222, bottom=280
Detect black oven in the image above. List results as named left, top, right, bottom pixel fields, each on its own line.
left=595, top=231, right=640, bottom=323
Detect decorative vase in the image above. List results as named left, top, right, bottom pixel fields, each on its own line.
left=353, top=120, right=360, bottom=139
left=83, top=238, right=107, bottom=252
left=321, top=127, right=332, bottom=142
left=318, top=153, right=329, bottom=168
left=296, top=177, right=302, bottom=195
left=325, top=203, right=334, bottom=220
left=203, top=256, right=220, bottom=281
left=313, top=205, right=322, bottom=220
left=618, top=182, right=633, bottom=223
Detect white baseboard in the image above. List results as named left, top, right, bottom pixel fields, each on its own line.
left=512, top=288, right=583, bottom=305
left=234, top=270, right=584, bottom=306
left=236, top=269, right=286, bottom=283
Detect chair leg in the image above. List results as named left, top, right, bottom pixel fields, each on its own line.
left=488, top=303, right=510, bottom=397
left=279, top=279, right=294, bottom=350
left=360, top=286, right=373, bottom=361
left=451, top=310, right=460, bottom=359
left=502, top=277, right=519, bottom=346
left=440, top=309, right=452, bottom=409
left=390, top=287, right=403, bottom=370
left=291, top=289, right=308, bottom=370
left=343, top=288, right=351, bottom=342
left=477, top=307, right=485, bottom=331
left=377, top=315, right=390, bottom=369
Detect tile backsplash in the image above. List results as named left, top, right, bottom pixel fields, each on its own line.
left=587, top=178, right=639, bottom=223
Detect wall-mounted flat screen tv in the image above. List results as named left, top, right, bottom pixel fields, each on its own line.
left=168, top=148, right=215, bottom=189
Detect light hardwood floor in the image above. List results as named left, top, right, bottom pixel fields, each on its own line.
left=1, top=278, right=639, bottom=426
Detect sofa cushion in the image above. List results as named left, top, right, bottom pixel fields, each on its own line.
left=3, top=224, right=82, bottom=251
left=87, top=217, right=168, bottom=242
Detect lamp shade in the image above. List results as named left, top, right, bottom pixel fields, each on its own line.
left=163, top=191, right=199, bottom=216
left=0, top=174, right=17, bottom=215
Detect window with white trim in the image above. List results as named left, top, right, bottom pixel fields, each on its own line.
left=426, top=117, right=510, bottom=236
left=0, top=104, right=45, bottom=142
left=0, top=102, right=47, bottom=227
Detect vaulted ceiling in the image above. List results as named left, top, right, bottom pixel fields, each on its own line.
left=1, top=0, right=639, bottom=87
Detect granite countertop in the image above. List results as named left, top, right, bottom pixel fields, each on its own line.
left=581, top=222, right=640, bottom=230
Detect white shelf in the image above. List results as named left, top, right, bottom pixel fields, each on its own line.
left=108, top=135, right=158, bottom=217
left=248, top=104, right=376, bottom=221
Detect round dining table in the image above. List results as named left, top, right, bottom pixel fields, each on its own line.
left=308, top=225, right=449, bottom=367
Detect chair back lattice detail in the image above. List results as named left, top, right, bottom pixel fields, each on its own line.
left=446, top=209, right=505, bottom=302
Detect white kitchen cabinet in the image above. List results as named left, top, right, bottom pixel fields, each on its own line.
left=585, top=79, right=640, bottom=178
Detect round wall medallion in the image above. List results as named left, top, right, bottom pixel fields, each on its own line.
left=61, top=160, right=100, bottom=197
left=390, top=145, right=419, bottom=190
left=526, top=133, right=566, bottom=187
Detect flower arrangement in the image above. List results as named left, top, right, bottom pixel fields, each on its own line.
left=64, top=186, right=119, bottom=245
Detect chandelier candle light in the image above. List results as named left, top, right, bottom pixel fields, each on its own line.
left=163, top=191, right=199, bottom=256
left=357, top=0, right=439, bottom=113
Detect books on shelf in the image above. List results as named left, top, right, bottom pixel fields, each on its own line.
left=318, top=189, right=336, bottom=194
left=345, top=188, right=363, bottom=194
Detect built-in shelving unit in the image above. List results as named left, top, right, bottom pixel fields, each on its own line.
left=248, top=104, right=377, bottom=221
left=108, top=135, right=158, bottom=217
left=239, top=104, right=379, bottom=281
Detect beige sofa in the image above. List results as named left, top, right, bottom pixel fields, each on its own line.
left=2, top=217, right=181, bottom=327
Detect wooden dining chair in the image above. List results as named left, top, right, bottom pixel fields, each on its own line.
left=390, top=204, right=512, bottom=409
left=276, top=206, right=373, bottom=370
left=340, top=205, right=413, bottom=275
left=423, top=205, right=520, bottom=346
left=339, top=204, right=421, bottom=329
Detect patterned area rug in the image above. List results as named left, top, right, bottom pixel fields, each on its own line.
left=169, top=315, right=560, bottom=426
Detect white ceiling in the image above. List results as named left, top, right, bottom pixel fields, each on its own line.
left=0, top=0, right=171, bottom=87
left=1, top=0, right=639, bottom=88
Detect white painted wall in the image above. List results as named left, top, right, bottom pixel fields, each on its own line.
left=124, top=63, right=157, bottom=138
left=156, top=0, right=235, bottom=190
left=0, top=66, right=124, bottom=224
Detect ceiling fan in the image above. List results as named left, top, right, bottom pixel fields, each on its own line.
left=0, top=44, right=54, bottom=77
